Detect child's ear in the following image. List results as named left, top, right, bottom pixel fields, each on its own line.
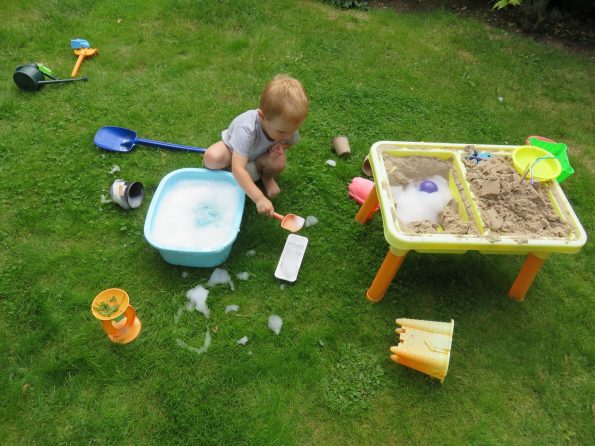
left=257, top=109, right=265, bottom=120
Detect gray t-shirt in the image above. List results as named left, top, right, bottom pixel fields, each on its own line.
left=221, top=109, right=300, bottom=161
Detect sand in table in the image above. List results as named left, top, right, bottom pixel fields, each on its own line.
left=463, top=154, right=572, bottom=238
left=383, top=152, right=573, bottom=239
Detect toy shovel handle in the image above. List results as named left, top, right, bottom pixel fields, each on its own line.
left=272, top=212, right=285, bottom=222
left=134, top=138, right=206, bottom=153
left=71, top=53, right=85, bottom=77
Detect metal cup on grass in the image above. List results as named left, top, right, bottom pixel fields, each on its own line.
left=109, top=179, right=144, bottom=209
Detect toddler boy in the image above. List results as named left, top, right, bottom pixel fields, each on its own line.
left=203, top=75, right=308, bottom=217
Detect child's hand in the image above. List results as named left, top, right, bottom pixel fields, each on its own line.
left=256, top=196, right=274, bottom=216
left=269, top=142, right=289, bottom=160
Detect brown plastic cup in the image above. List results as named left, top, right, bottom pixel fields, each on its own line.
left=361, top=155, right=372, bottom=177
left=332, top=136, right=351, bottom=157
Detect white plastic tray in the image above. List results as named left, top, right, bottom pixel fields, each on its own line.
left=275, top=234, right=308, bottom=282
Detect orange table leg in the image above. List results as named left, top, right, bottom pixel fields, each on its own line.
left=366, top=249, right=407, bottom=303
left=355, top=184, right=379, bottom=224
left=508, top=253, right=546, bottom=301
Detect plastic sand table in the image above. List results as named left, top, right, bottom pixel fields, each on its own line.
left=356, top=141, right=587, bottom=302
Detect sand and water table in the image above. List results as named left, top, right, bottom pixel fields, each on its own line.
left=356, top=141, right=587, bottom=302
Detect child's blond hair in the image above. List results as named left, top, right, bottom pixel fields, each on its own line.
left=259, top=75, right=308, bottom=123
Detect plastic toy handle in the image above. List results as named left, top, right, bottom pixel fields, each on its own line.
left=123, top=305, right=137, bottom=329
left=71, top=53, right=85, bottom=77
left=272, top=212, right=285, bottom=222
left=38, top=77, right=89, bottom=85
left=40, top=71, right=58, bottom=80
left=134, top=138, right=206, bottom=153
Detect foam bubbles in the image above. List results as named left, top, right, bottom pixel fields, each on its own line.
left=268, top=315, right=283, bottom=335
left=150, top=179, right=240, bottom=250
left=176, top=328, right=211, bottom=354
left=225, top=304, right=239, bottom=313
left=207, top=268, right=235, bottom=291
left=186, top=285, right=210, bottom=318
left=391, top=175, right=452, bottom=225
left=305, top=216, right=318, bottom=227
left=236, top=272, right=250, bottom=281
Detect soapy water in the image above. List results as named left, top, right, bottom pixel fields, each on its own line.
left=391, top=175, right=452, bottom=225
left=150, top=179, right=241, bottom=250
left=194, top=202, right=219, bottom=226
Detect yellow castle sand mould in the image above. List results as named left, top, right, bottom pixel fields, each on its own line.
left=390, top=318, right=454, bottom=383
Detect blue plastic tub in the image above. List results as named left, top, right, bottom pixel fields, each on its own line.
left=144, top=168, right=245, bottom=267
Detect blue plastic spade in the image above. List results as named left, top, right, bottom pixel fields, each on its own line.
left=94, top=126, right=206, bottom=153
left=71, top=38, right=90, bottom=49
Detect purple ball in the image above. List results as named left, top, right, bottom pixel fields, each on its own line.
left=419, top=180, right=438, bottom=193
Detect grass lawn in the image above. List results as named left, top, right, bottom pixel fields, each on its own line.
left=0, top=0, right=593, bottom=444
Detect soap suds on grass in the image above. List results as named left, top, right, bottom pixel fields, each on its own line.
left=305, top=216, right=318, bottom=227
left=176, top=328, right=211, bottom=354
left=207, top=268, right=235, bottom=291
left=179, top=269, right=286, bottom=354
left=186, top=285, right=210, bottom=318
left=236, top=272, right=250, bottom=281
left=225, top=304, right=239, bottom=313
left=268, top=315, right=283, bottom=335
left=174, top=306, right=185, bottom=323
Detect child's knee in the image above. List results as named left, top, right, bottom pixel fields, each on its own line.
left=203, top=150, right=219, bottom=168
left=204, top=142, right=230, bottom=169
left=269, top=152, right=287, bottom=173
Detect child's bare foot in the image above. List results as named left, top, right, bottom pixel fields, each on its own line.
left=262, top=176, right=281, bottom=198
